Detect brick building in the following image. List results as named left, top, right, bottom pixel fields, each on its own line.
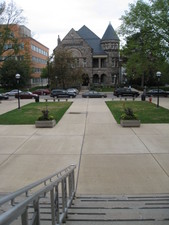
left=0, top=24, right=49, bottom=86
left=54, top=23, right=121, bottom=87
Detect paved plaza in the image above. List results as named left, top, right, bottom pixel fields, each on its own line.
left=0, top=97, right=169, bottom=195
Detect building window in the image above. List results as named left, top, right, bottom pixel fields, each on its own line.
left=83, top=58, right=87, bottom=67
left=112, top=58, right=115, bottom=67
left=74, top=58, right=80, bottom=67
left=93, top=58, right=99, bottom=68
left=32, top=56, right=47, bottom=64
left=17, top=55, right=24, bottom=61
left=19, top=43, right=24, bottom=49
left=32, top=68, right=42, bottom=73
left=31, top=44, right=48, bottom=56
left=101, top=58, right=106, bottom=68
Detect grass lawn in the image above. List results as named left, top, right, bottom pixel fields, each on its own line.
left=106, top=101, right=169, bottom=124
left=94, top=87, right=114, bottom=92
left=0, top=102, right=72, bottom=125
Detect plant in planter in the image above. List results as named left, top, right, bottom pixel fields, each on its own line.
left=120, top=106, right=140, bottom=127
left=35, top=106, right=56, bottom=128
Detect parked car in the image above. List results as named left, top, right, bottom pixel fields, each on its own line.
left=82, top=91, right=107, bottom=98
left=114, top=87, right=140, bottom=97
left=0, top=93, right=9, bottom=100
left=15, top=91, right=38, bottom=99
left=5, top=89, right=22, bottom=96
left=50, top=89, right=76, bottom=98
left=32, top=89, right=50, bottom=95
left=146, top=89, right=169, bottom=97
left=67, top=88, right=79, bottom=94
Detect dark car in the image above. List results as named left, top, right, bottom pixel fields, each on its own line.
left=32, top=89, right=50, bottom=95
left=50, top=89, right=76, bottom=98
left=146, top=89, right=169, bottom=97
left=15, top=91, right=38, bottom=99
left=114, top=88, right=140, bottom=97
left=0, top=93, right=9, bottom=100
left=82, top=91, right=107, bottom=98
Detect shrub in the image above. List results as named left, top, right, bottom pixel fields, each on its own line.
left=121, top=106, right=138, bottom=120
left=38, top=106, right=54, bottom=121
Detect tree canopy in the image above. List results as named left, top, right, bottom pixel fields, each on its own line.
left=49, top=49, right=83, bottom=89
left=0, top=58, right=31, bottom=88
left=0, top=0, right=25, bottom=61
left=118, top=0, right=169, bottom=86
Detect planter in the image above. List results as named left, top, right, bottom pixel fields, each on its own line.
left=35, top=119, right=56, bottom=128
left=120, top=119, right=140, bottom=127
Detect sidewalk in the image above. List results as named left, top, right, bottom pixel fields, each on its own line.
left=0, top=98, right=169, bottom=195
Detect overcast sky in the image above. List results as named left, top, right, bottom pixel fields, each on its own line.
left=6, top=0, right=137, bottom=54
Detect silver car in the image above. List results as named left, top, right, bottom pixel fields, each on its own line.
left=5, top=89, right=22, bottom=96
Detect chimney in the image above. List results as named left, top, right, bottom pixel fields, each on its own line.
left=57, top=35, right=61, bottom=45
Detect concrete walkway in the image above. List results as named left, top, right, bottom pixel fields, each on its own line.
left=0, top=97, right=169, bottom=195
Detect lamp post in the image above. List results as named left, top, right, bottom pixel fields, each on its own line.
left=118, top=58, right=122, bottom=84
left=15, top=73, right=21, bottom=109
left=156, top=71, right=161, bottom=108
left=114, top=75, right=117, bottom=88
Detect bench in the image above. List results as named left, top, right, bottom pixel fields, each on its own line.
left=44, top=97, right=68, bottom=102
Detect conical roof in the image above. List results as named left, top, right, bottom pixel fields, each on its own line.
left=102, top=23, right=119, bottom=41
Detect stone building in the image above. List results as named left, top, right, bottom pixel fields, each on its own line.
left=54, top=23, right=120, bottom=87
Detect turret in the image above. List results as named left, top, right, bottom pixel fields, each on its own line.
left=101, top=22, right=119, bottom=51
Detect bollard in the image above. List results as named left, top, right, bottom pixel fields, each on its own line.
left=149, top=96, right=152, bottom=103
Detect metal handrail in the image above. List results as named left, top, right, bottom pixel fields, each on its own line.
left=0, top=164, right=74, bottom=206
left=0, top=164, right=76, bottom=225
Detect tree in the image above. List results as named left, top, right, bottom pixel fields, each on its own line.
left=0, top=58, right=30, bottom=88
left=0, top=0, right=25, bottom=61
left=50, top=49, right=83, bottom=89
left=121, top=31, right=167, bottom=86
left=118, top=0, right=169, bottom=86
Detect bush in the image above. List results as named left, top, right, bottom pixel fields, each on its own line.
left=38, top=107, right=54, bottom=121
left=120, top=107, right=138, bottom=120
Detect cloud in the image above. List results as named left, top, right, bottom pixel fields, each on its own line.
left=6, top=0, right=137, bottom=54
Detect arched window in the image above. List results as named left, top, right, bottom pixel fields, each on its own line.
left=100, top=74, right=107, bottom=84
left=93, top=74, right=99, bottom=84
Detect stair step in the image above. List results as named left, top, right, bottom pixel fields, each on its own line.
left=66, top=194, right=169, bottom=225
left=1, top=194, right=169, bottom=225
left=66, top=222, right=169, bottom=225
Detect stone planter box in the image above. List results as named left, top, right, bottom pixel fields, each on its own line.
left=120, top=119, right=140, bottom=127
left=35, top=119, right=56, bottom=128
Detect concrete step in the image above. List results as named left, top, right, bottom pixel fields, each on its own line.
left=1, top=194, right=169, bottom=224
left=66, top=194, right=169, bottom=225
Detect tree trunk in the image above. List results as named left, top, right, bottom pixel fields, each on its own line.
left=141, top=74, right=144, bottom=88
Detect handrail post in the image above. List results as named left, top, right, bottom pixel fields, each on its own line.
left=32, top=198, right=40, bottom=225
left=54, top=185, right=60, bottom=224
left=21, top=207, right=28, bottom=225
left=72, top=169, right=75, bottom=194
left=50, top=188, right=56, bottom=225
left=61, top=178, right=67, bottom=222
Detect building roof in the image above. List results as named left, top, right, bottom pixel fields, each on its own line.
left=102, top=23, right=119, bottom=41
left=77, top=25, right=106, bottom=55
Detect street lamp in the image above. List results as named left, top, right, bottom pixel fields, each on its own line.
left=15, top=73, right=21, bottom=109
left=156, top=71, right=161, bottom=108
left=114, top=75, right=117, bottom=88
